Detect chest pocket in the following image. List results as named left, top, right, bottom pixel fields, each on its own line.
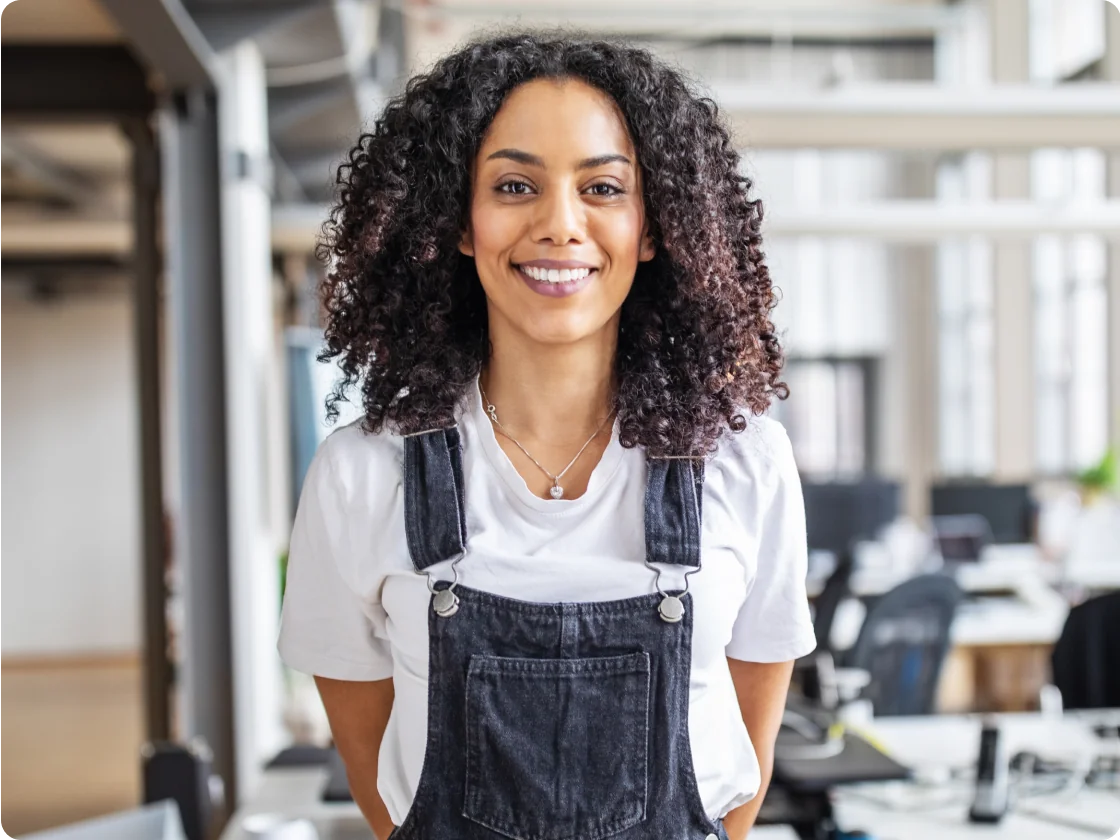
left=463, top=652, right=651, bottom=840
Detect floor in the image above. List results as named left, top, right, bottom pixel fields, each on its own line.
left=1, top=659, right=144, bottom=838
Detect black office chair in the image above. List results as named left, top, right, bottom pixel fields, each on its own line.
left=813, top=552, right=855, bottom=654
left=1052, top=591, right=1120, bottom=709
left=845, top=574, right=962, bottom=717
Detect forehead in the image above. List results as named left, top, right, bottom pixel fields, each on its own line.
left=479, top=78, right=636, bottom=161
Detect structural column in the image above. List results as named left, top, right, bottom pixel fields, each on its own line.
left=160, top=88, right=237, bottom=812
left=216, top=41, right=288, bottom=801
left=989, top=0, right=1035, bottom=480
left=124, top=117, right=172, bottom=744
left=1106, top=3, right=1120, bottom=452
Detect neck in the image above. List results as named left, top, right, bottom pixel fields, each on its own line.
left=481, top=319, right=617, bottom=446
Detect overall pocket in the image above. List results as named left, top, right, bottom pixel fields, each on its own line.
left=463, top=651, right=651, bottom=840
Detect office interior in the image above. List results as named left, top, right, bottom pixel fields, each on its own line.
left=1, top=0, right=1119, bottom=838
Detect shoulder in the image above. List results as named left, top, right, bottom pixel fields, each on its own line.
left=315, top=418, right=406, bottom=502
left=709, top=414, right=797, bottom=487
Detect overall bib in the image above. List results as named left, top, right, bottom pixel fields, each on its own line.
left=389, top=426, right=730, bottom=840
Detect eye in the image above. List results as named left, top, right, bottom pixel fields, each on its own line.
left=586, top=182, right=624, bottom=197
left=497, top=180, right=534, bottom=196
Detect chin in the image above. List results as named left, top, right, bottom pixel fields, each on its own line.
left=518, top=312, right=612, bottom=347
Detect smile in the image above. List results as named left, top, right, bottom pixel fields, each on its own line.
left=513, top=263, right=599, bottom=299
left=516, top=264, right=594, bottom=284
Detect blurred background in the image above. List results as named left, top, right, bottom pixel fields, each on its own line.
left=2, top=0, right=1119, bottom=838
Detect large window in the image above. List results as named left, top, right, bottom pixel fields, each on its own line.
left=1032, top=148, right=1110, bottom=473
left=772, top=358, right=872, bottom=479
left=937, top=154, right=995, bottom=477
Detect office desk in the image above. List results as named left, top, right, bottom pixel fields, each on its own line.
left=218, top=767, right=800, bottom=840
left=833, top=711, right=1120, bottom=839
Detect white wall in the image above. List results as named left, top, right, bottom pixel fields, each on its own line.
left=1, top=286, right=142, bottom=656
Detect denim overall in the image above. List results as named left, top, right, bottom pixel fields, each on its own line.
left=389, top=426, right=730, bottom=840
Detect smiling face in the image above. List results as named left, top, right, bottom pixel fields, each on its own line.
left=460, top=77, right=655, bottom=349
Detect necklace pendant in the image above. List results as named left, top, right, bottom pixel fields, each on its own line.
left=549, top=484, right=564, bottom=500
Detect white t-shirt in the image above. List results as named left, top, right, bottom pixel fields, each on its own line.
left=278, top=383, right=816, bottom=824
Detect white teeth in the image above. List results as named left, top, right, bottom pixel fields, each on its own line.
left=518, top=265, right=593, bottom=283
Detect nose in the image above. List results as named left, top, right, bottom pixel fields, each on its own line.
left=531, top=187, right=585, bottom=246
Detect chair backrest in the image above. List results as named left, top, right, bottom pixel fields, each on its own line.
left=847, top=573, right=962, bottom=716
left=813, top=552, right=855, bottom=653
left=1052, top=591, right=1120, bottom=710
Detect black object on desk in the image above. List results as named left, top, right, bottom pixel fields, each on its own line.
left=266, top=744, right=334, bottom=769
left=773, top=732, right=910, bottom=794
left=323, top=748, right=355, bottom=802
left=142, top=740, right=218, bottom=840
left=930, top=482, right=1034, bottom=544
left=760, top=701, right=910, bottom=840
left=802, top=479, right=900, bottom=556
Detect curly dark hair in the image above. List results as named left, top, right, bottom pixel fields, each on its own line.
left=318, top=32, right=786, bottom=456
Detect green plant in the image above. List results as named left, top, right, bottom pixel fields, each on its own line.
left=279, top=549, right=290, bottom=609
left=1076, top=447, right=1118, bottom=496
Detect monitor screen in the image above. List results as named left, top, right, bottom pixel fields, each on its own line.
left=801, top=479, right=901, bottom=556
left=930, top=484, right=1034, bottom=544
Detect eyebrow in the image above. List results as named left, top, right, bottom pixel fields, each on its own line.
left=485, top=148, right=632, bottom=170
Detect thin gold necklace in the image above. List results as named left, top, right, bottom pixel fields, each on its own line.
left=479, top=382, right=613, bottom=500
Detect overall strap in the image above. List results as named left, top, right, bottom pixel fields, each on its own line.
left=403, top=427, right=467, bottom=572
left=644, top=457, right=705, bottom=569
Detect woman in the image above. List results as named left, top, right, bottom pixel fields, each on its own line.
left=279, top=34, right=816, bottom=840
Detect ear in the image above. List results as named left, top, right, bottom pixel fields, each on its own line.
left=458, top=227, right=475, bottom=257
left=638, top=226, right=655, bottom=263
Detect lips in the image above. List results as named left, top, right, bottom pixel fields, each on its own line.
left=513, top=262, right=598, bottom=298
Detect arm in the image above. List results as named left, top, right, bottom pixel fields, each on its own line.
left=719, top=658, right=794, bottom=840
left=315, top=676, right=397, bottom=840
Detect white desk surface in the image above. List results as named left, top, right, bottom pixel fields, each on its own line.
left=834, top=711, right=1120, bottom=839
left=218, top=768, right=799, bottom=840
left=822, top=558, right=1074, bottom=650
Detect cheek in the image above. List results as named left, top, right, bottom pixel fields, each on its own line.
left=469, top=203, right=520, bottom=260
left=597, top=207, right=646, bottom=264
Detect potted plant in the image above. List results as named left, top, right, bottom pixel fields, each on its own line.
left=1076, top=447, right=1118, bottom=506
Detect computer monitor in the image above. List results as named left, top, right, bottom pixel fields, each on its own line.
left=930, top=483, right=1034, bottom=544
left=801, top=479, right=901, bottom=556
left=22, top=801, right=186, bottom=840
left=932, top=514, right=993, bottom=564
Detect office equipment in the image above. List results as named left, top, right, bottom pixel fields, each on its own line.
left=322, top=749, right=354, bottom=803
left=931, top=483, right=1034, bottom=544
left=967, top=722, right=1009, bottom=823
left=845, top=574, right=962, bottom=716
left=831, top=711, right=1120, bottom=839
left=23, top=801, right=187, bottom=840
left=1051, top=591, right=1120, bottom=709
left=812, top=553, right=855, bottom=653
left=932, top=514, right=992, bottom=564
left=774, top=728, right=910, bottom=791
left=802, top=480, right=901, bottom=555
left=142, top=740, right=220, bottom=840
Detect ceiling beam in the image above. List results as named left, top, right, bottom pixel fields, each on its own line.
left=1, top=46, right=154, bottom=120
left=412, top=1, right=964, bottom=38
left=192, top=4, right=317, bottom=52
left=715, top=84, right=1120, bottom=149
left=100, top=0, right=217, bottom=89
